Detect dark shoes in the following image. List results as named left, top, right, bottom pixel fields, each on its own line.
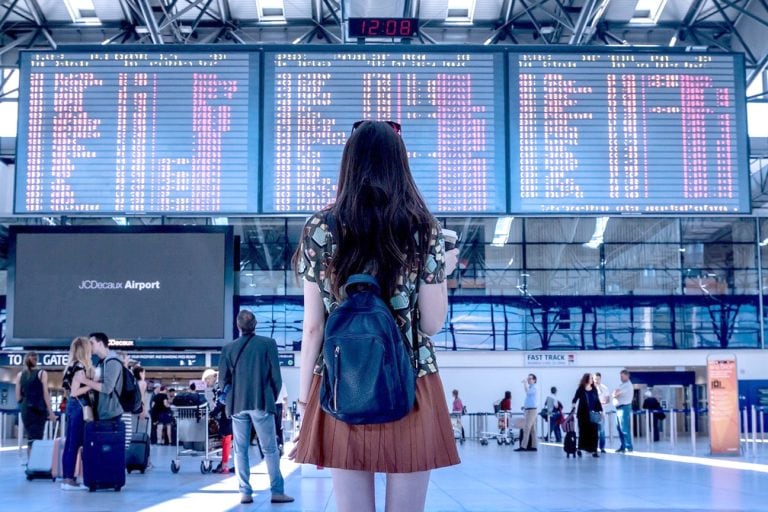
left=592, top=452, right=599, bottom=458
left=616, top=448, right=626, bottom=453
left=600, top=449, right=607, bottom=454
left=240, top=494, right=254, bottom=504
left=271, top=494, right=295, bottom=503
left=514, top=447, right=537, bottom=452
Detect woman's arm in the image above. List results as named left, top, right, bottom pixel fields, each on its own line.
left=299, top=280, right=325, bottom=407
left=417, top=281, right=448, bottom=336
left=75, top=373, right=102, bottom=392
left=417, top=248, right=458, bottom=336
left=14, top=373, right=21, bottom=403
left=39, top=371, right=56, bottom=421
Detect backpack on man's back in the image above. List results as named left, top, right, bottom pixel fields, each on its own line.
left=108, top=359, right=143, bottom=415
left=319, top=274, right=416, bottom=425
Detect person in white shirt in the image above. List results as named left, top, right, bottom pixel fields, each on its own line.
left=612, top=369, right=634, bottom=453
left=515, top=374, right=539, bottom=452
left=543, top=387, right=562, bottom=442
left=594, top=373, right=612, bottom=453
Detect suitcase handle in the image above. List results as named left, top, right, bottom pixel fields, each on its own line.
left=136, top=416, right=151, bottom=434
left=44, top=418, right=61, bottom=440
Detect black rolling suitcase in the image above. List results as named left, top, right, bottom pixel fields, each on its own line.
left=126, top=418, right=150, bottom=474
left=563, top=432, right=578, bottom=458
left=82, top=419, right=126, bottom=492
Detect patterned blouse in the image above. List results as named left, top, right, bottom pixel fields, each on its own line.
left=298, top=211, right=446, bottom=378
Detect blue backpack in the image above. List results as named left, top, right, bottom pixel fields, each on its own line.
left=320, top=274, right=417, bottom=425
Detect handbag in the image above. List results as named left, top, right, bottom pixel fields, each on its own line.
left=589, top=410, right=602, bottom=424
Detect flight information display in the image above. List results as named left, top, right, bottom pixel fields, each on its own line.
left=14, top=46, right=749, bottom=216
left=262, top=51, right=507, bottom=213
left=15, top=50, right=258, bottom=214
left=510, top=52, right=749, bottom=214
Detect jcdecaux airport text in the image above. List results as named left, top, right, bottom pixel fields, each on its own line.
left=78, top=280, right=161, bottom=290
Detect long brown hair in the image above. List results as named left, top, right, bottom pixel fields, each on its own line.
left=296, top=121, right=436, bottom=300
left=579, top=373, right=592, bottom=388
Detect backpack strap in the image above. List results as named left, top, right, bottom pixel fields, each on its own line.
left=106, top=357, right=124, bottom=403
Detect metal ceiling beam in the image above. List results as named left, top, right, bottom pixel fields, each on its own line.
left=1, top=0, right=24, bottom=30
left=157, top=0, right=219, bottom=31
left=714, top=0, right=768, bottom=27
left=323, top=0, right=341, bottom=27
left=136, top=0, right=164, bottom=44
left=710, top=0, right=758, bottom=65
left=311, top=0, right=322, bottom=22
left=22, top=0, right=57, bottom=49
left=517, top=0, right=554, bottom=43
left=217, top=0, right=230, bottom=22
left=184, top=0, right=218, bottom=42
left=748, top=51, right=768, bottom=87
left=0, top=30, right=34, bottom=57
left=569, top=0, right=599, bottom=44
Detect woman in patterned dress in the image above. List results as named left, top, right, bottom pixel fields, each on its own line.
left=291, top=120, right=460, bottom=512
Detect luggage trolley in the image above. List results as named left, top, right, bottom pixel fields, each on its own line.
left=480, top=411, right=520, bottom=446
left=169, top=403, right=220, bottom=474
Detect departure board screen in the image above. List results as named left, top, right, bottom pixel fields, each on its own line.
left=15, top=50, right=258, bottom=214
left=262, top=51, right=507, bottom=213
left=509, top=52, right=749, bottom=214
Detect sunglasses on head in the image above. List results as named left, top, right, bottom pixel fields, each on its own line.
left=352, top=120, right=401, bottom=135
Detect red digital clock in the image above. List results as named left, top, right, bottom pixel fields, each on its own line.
left=348, top=18, right=419, bottom=38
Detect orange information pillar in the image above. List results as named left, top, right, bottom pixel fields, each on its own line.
left=707, top=355, right=741, bottom=455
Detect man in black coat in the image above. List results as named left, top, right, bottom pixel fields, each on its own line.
left=642, top=390, right=665, bottom=442
left=219, top=310, right=294, bottom=505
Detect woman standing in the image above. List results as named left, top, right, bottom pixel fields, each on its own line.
left=152, top=386, right=173, bottom=445
left=571, top=373, right=603, bottom=458
left=15, top=352, right=56, bottom=456
left=202, top=369, right=233, bottom=474
left=60, top=337, right=94, bottom=490
left=292, top=120, right=460, bottom=512
left=132, top=366, right=149, bottom=433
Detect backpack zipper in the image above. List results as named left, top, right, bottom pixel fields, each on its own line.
left=333, top=345, right=340, bottom=412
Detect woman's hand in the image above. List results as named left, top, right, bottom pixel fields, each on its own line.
left=445, top=248, right=459, bottom=276
left=287, top=431, right=300, bottom=460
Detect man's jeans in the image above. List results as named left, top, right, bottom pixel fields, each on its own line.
left=597, top=417, right=605, bottom=450
left=616, top=404, right=633, bottom=451
left=232, top=409, right=284, bottom=497
left=549, top=414, right=562, bottom=442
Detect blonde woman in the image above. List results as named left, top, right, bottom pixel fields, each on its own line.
left=60, top=337, right=95, bottom=490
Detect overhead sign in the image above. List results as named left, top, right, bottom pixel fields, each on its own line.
left=210, top=352, right=295, bottom=368
left=0, top=351, right=207, bottom=368
left=524, top=352, right=577, bottom=367
left=707, top=355, right=741, bottom=455
left=129, top=352, right=206, bottom=368
left=0, top=351, right=69, bottom=367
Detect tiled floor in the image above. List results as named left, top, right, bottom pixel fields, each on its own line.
left=2, top=438, right=767, bottom=512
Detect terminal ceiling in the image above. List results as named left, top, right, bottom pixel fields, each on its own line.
left=0, top=0, right=766, bottom=217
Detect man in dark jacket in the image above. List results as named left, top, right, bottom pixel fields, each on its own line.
left=219, top=310, right=293, bottom=505
left=642, top=390, right=665, bottom=442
